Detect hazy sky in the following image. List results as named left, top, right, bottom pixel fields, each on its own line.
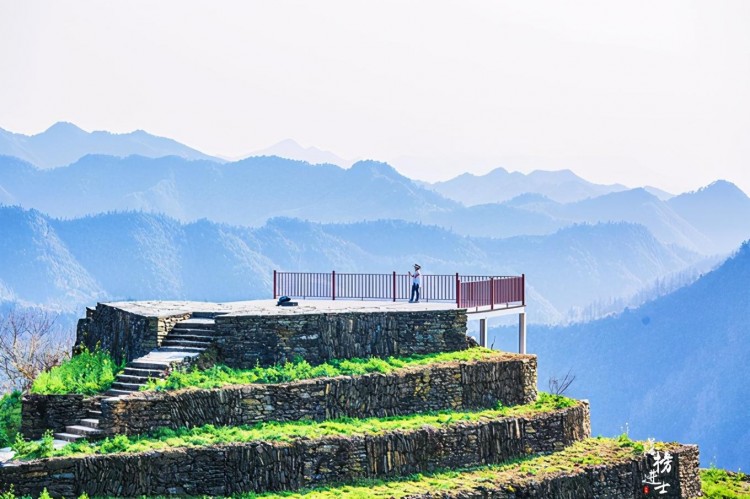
left=2, top=1, right=749, bottom=194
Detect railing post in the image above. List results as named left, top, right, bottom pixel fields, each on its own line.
left=455, top=273, right=460, bottom=308
left=332, top=270, right=336, bottom=300
left=273, top=270, right=277, bottom=299
left=522, top=273, right=525, bottom=306
left=490, top=276, right=494, bottom=310
left=392, top=271, right=396, bottom=302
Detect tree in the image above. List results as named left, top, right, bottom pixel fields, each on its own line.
left=548, top=369, right=576, bottom=396
left=0, top=308, right=72, bottom=393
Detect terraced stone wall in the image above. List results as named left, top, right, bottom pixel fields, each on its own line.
left=99, top=355, right=537, bottom=436
left=75, top=303, right=190, bottom=363
left=20, top=395, right=97, bottom=440
left=214, top=309, right=468, bottom=368
left=0, top=403, right=590, bottom=497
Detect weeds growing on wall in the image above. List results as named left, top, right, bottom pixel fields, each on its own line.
left=30, top=347, right=124, bottom=395
left=233, top=437, right=678, bottom=498
left=144, top=348, right=506, bottom=391
left=10, top=393, right=575, bottom=460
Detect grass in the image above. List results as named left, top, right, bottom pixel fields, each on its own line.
left=30, top=347, right=124, bottom=395
left=144, top=348, right=507, bottom=391
left=235, top=437, right=681, bottom=498
left=701, top=466, right=750, bottom=498
left=10, top=392, right=575, bottom=461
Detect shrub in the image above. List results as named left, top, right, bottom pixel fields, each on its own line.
left=30, top=347, right=124, bottom=395
left=0, top=391, right=21, bottom=448
left=11, top=429, right=55, bottom=460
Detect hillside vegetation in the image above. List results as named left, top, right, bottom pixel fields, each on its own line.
left=508, top=242, right=750, bottom=470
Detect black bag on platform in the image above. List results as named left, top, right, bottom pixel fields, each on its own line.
left=277, top=296, right=297, bottom=306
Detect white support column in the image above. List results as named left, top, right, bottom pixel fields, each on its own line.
left=518, top=312, right=526, bottom=354
left=479, top=318, right=487, bottom=347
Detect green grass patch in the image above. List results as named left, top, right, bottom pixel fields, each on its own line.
left=11, top=392, right=575, bottom=461
left=235, top=437, right=680, bottom=498
left=144, top=348, right=506, bottom=391
left=701, top=466, right=750, bottom=498
left=0, top=391, right=21, bottom=448
left=30, top=347, right=124, bottom=395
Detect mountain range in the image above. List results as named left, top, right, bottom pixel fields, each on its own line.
left=0, top=122, right=219, bottom=168
left=0, top=206, right=705, bottom=323
left=429, top=167, right=628, bottom=204
left=486, top=241, right=750, bottom=470
left=1, top=153, right=748, bottom=253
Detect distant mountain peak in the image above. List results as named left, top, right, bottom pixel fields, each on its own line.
left=697, top=179, right=746, bottom=196
left=43, top=121, right=86, bottom=136
left=248, top=139, right=354, bottom=168
left=0, top=123, right=220, bottom=168
left=349, top=159, right=403, bottom=180
left=429, top=166, right=627, bottom=205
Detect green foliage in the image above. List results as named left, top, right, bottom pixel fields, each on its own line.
left=615, top=432, right=644, bottom=453
left=23, top=392, right=576, bottom=460
left=10, top=430, right=55, bottom=460
left=0, top=391, right=22, bottom=448
left=701, top=465, right=749, bottom=498
left=145, top=348, right=502, bottom=391
left=30, top=347, right=124, bottom=395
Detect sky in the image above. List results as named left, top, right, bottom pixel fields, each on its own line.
left=1, top=1, right=750, bottom=194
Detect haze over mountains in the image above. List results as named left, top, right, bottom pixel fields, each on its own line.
left=429, top=167, right=628, bottom=204
left=0, top=206, right=703, bottom=323
left=1, top=153, right=748, bottom=253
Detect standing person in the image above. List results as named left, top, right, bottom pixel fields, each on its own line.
left=409, top=264, right=421, bottom=303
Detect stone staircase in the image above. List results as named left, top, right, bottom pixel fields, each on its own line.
left=54, top=317, right=216, bottom=442
left=53, top=396, right=105, bottom=443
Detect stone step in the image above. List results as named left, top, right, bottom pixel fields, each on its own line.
left=123, top=367, right=166, bottom=377
left=87, top=410, right=102, bottom=418
left=169, top=327, right=215, bottom=336
left=157, top=346, right=206, bottom=353
left=161, top=339, right=212, bottom=348
left=173, top=320, right=215, bottom=329
left=65, top=425, right=103, bottom=437
left=185, top=313, right=217, bottom=320
left=54, top=432, right=85, bottom=442
left=164, top=333, right=214, bottom=342
left=116, top=373, right=155, bottom=384
left=79, top=418, right=100, bottom=429
left=105, top=389, right=135, bottom=397
left=111, top=382, right=144, bottom=391
left=129, top=361, right=173, bottom=371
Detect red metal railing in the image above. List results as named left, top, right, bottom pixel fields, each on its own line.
left=273, top=270, right=525, bottom=310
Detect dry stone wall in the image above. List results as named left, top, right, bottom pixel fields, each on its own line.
left=0, top=404, right=590, bottom=497
left=214, top=309, right=468, bottom=368
left=20, top=395, right=97, bottom=440
left=99, top=355, right=537, bottom=436
left=406, top=444, right=701, bottom=499
left=75, top=303, right=189, bottom=363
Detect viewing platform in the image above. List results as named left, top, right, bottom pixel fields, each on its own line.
left=273, top=270, right=528, bottom=352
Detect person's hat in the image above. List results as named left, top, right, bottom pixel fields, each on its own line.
left=414, top=264, right=421, bottom=269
